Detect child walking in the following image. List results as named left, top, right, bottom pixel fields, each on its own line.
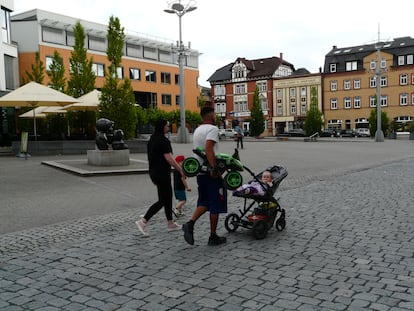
left=173, top=155, right=191, bottom=216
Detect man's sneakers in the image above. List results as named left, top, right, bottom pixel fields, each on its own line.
left=135, top=219, right=148, bottom=236
left=182, top=221, right=194, bottom=245
left=208, top=234, right=227, bottom=246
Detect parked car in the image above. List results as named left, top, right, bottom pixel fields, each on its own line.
left=219, top=128, right=237, bottom=138
left=355, top=128, right=370, bottom=137
left=339, top=129, right=356, bottom=137
left=320, top=129, right=339, bottom=137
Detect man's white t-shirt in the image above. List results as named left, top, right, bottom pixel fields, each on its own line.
left=193, top=124, right=219, bottom=164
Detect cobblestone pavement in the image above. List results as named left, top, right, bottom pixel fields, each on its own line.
left=1, top=140, right=414, bottom=310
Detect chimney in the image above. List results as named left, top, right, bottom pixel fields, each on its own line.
left=279, top=52, right=283, bottom=60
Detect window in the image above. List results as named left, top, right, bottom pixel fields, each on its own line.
left=412, top=93, right=414, bottom=105
left=146, top=70, right=156, bottom=82
left=400, top=74, right=408, bottom=85
left=344, top=97, right=351, bottom=109
left=407, top=55, right=414, bottom=65
left=331, top=98, right=337, bottom=110
left=45, top=56, right=53, bottom=71
left=176, top=95, right=180, bottom=106
left=1, top=7, right=11, bottom=44
left=354, top=97, right=361, bottom=108
left=379, top=76, right=386, bottom=87
left=412, top=74, right=414, bottom=85
left=276, top=89, right=283, bottom=98
left=66, top=31, right=75, bottom=46
left=400, top=93, right=408, bottom=106
left=257, top=82, right=267, bottom=92
left=370, top=77, right=376, bottom=88
left=277, top=105, right=283, bottom=115
left=344, top=80, right=351, bottom=90
left=290, top=105, right=296, bottom=114
left=214, top=85, right=225, bottom=96
left=289, top=88, right=296, bottom=97
left=354, top=79, right=360, bottom=89
left=116, top=67, right=123, bottom=79
left=42, top=26, right=64, bottom=44
left=330, top=63, right=337, bottom=72
left=346, top=61, right=357, bottom=71
left=300, top=87, right=306, bottom=96
left=126, top=43, right=142, bottom=58
left=301, top=104, right=307, bottom=114
left=234, top=100, right=248, bottom=112
left=175, top=74, right=179, bottom=85
left=370, top=96, right=376, bottom=107
left=380, top=95, right=388, bottom=107
left=330, top=80, right=337, bottom=91
left=129, top=68, right=140, bottom=80
left=161, top=72, right=171, bottom=84
left=301, top=97, right=306, bottom=103
left=380, top=59, right=386, bottom=68
left=88, top=35, right=106, bottom=52
left=162, top=94, right=172, bottom=105
left=370, top=60, right=376, bottom=70
left=261, top=98, right=268, bottom=111
left=92, top=63, right=105, bottom=77
left=235, top=84, right=246, bottom=94
left=398, top=55, right=405, bottom=65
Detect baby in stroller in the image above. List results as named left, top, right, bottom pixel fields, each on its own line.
left=233, top=170, right=273, bottom=196
left=224, top=165, right=288, bottom=239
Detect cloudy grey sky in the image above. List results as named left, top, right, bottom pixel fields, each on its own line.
left=13, top=0, right=414, bottom=86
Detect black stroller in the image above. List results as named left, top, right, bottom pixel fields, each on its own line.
left=224, top=165, right=288, bottom=239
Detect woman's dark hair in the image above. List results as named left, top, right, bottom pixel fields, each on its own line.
left=153, top=118, right=168, bottom=135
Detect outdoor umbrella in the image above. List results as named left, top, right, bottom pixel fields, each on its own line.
left=63, top=89, right=101, bottom=111
left=0, top=82, right=77, bottom=139
left=18, top=106, right=67, bottom=119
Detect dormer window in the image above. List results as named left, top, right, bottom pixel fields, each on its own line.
left=232, top=63, right=246, bottom=79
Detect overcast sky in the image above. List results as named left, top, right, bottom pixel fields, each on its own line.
left=13, top=0, right=414, bottom=87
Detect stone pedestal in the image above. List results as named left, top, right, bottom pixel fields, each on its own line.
left=87, top=149, right=130, bottom=166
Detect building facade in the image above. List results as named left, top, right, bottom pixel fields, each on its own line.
left=0, top=0, right=18, bottom=144
left=323, top=37, right=414, bottom=132
left=10, top=9, right=200, bottom=113
left=273, top=71, right=323, bottom=135
left=208, top=55, right=295, bottom=135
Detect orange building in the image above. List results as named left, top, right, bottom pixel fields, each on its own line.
left=10, top=9, right=200, bottom=114
left=323, top=37, right=414, bottom=133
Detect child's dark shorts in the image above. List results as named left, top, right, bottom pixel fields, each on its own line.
left=174, top=190, right=187, bottom=201
left=196, top=174, right=227, bottom=214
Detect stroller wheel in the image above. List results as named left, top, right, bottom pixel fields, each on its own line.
left=182, top=157, right=200, bottom=177
left=275, top=217, right=286, bottom=231
left=224, top=213, right=240, bottom=232
left=224, top=171, right=243, bottom=190
left=252, top=220, right=267, bottom=240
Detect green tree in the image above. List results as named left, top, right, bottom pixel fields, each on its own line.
left=47, top=50, right=66, bottom=92
left=304, top=86, right=323, bottom=136
left=368, top=108, right=389, bottom=136
left=250, top=87, right=265, bottom=137
left=67, top=21, right=96, bottom=98
left=99, top=16, right=137, bottom=139
left=23, top=51, right=45, bottom=84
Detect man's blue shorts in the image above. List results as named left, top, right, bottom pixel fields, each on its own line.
left=196, top=174, right=227, bottom=214
left=174, top=190, right=187, bottom=201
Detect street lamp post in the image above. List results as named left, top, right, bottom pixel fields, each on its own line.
left=374, top=32, right=385, bottom=142
left=164, top=1, right=197, bottom=143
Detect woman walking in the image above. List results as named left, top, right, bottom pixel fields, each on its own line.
left=136, top=118, right=186, bottom=236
